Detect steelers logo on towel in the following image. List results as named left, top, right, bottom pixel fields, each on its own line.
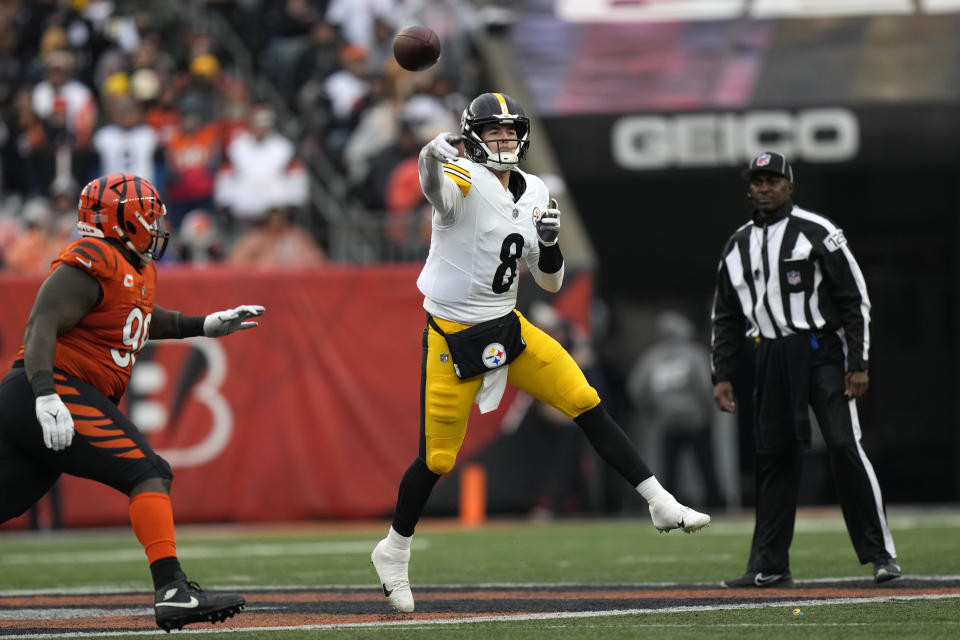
left=482, top=343, right=507, bottom=368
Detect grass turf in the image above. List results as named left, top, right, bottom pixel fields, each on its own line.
left=1, top=508, right=958, bottom=638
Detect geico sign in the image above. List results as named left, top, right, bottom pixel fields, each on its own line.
left=611, top=109, right=859, bottom=169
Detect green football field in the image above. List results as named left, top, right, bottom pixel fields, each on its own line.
left=0, top=507, right=958, bottom=638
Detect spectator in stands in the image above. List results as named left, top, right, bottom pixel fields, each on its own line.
left=180, top=53, right=222, bottom=125
left=329, top=44, right=371, bottom=120
left=384, top=153, right=430, bottom=258
left=294, top=19, right=342, bottom=91
left=351, top=117, right=418, bottom=210
left=367, top=13, right=399, bottom=75
left=175, top=209, right=223, bottom=265
left=226, top=204, right=325, bottom=268
left=100, top=70, right=131, bottom=113
left=144, top=76, right=181, bottom=144
left=343, top=75, right=404, bottom=189
left=162, top=97, right=221, bottom=230
left=293, top=19, right=342, bottom=132
left=263, top=0, right=320, bottom=98
left=3, top=197, right=60, bottom=274
left=218, top=76, right=252, bottom=148
left=215, top=105, right=307, bottom=229
left=92, top=96, right=160, bottom=182
left=130, top=33, right=177, bottom=79
left=49, top=175, right=81, bottom=244
left=12, top=88, right=59, bottom=195
left=410, top=0, right=480, bottom=97
left=31, top=50, right=97, bottom=150
left=325, top=0, right=398, bottom=49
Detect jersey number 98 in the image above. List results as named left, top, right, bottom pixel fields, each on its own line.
left=111, top=307, right=152, bottom=368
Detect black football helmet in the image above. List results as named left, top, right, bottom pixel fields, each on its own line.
left=460, top=92, right=530, bottom=170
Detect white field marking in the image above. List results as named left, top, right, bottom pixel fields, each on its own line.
left=699, top=510, right=960, bottom=536
left=615, top=553, right=736, bottom=564
left=2, top=575, right=960, bottom=597
left=5, top=593, right=960, bottom=638
left=535, top=622, right=960, bottom=630
left=0, top=608, right=149, bottom=620
left=0, top=539, right=430, bottom=565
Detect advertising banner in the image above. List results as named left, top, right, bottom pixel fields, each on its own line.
left=0, top=267, right=593, bottom=527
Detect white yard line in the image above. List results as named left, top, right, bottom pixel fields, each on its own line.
left=2, top=592, right=959, bottom=638
left=0, top=540, right=430, bottom=566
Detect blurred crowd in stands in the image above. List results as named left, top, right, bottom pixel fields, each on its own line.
left=0, top=0, right=482, bottom=272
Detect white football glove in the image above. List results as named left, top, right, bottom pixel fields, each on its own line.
left=35, top=394, right=74, bottom=451
left=534, top=198, right=561, bottom=246
left=203, top=305, right=265, bottom=337
left=425, top=132, right=461, bottom=162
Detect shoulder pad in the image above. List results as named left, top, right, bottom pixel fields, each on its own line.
left=442, top=162, right=472, bottom=197
left=57, top=238, right=119, bottom=280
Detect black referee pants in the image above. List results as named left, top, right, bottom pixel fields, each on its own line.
left=746, top=337, right=896, bottom=574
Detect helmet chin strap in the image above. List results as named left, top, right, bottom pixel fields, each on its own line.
left=113, top=225, right=153, bottom=264
left=486, top=159, right=517, bottom=171
left=484, top=140, right=519, bottom=170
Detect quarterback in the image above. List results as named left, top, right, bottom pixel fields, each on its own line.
left=0, top=174, right=261, bottom=631
left=371, top=92, right=711, bottom=613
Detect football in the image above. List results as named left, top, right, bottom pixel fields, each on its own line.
left=393, top=25, right=441, bottom=71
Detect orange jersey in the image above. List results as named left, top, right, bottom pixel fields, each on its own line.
left=17, top=238, right=157, bottom=400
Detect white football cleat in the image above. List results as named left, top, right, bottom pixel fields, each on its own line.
left=371, top=538, right=415, bottom=613
left=649, top=497, right=711, bottom=533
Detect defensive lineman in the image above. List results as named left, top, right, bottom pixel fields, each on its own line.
left=370, top=92, right=710, bottom=613
left=0, top=174, right=260, bottom=630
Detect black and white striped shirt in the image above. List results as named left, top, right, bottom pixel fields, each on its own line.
left=710, top=203, right=871, bottom=383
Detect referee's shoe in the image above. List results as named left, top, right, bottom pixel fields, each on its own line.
left=723, top=571, right=793, bottom=588
left=154, top=579, right=245, bottom=631
left=873, top=558, right=903, bottom=583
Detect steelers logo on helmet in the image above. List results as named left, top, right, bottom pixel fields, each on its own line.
left=77, top=174, right=170, bottom=264
left=460, top=92, right=530, bottom=171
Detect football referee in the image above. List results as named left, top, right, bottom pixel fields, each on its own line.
left=710, top=151, right=901, bottom=586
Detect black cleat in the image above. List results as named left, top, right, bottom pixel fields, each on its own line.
left=154, top=579, right=245, bottom=632
left=722, top=571, right=793, bottom=588
left=873, top=558, right=903, bottom=584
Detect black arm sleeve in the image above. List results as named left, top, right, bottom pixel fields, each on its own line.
left=537, top=242, right=563, bottom=274
left=150, top=306, right=205, bottom=339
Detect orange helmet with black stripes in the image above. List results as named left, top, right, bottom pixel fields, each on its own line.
left=77, top=173, right=169, bottom=263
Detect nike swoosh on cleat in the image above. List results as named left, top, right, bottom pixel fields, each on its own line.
left=382, top=585, right=393, bottom=597
left=156, top=596, right=200, bottom=608
left=754, top=573, right=783, bottom=586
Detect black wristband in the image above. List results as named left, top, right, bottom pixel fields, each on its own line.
left=30, top=370, right=57, bottom=398
left=538, top=242, right=563, bottom=274
left=178, top=314, right=206, bottom=338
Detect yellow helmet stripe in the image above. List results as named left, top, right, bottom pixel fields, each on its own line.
left=492, top=92, right=509, bottom=114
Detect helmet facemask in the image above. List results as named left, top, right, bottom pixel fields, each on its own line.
left=116, top=204, right=169, bottom=264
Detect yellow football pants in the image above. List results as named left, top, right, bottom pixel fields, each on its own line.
left=421, top=310, right=600, bottom=474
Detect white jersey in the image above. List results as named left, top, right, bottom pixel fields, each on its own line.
left=417, top=152, right=561, bottom=324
